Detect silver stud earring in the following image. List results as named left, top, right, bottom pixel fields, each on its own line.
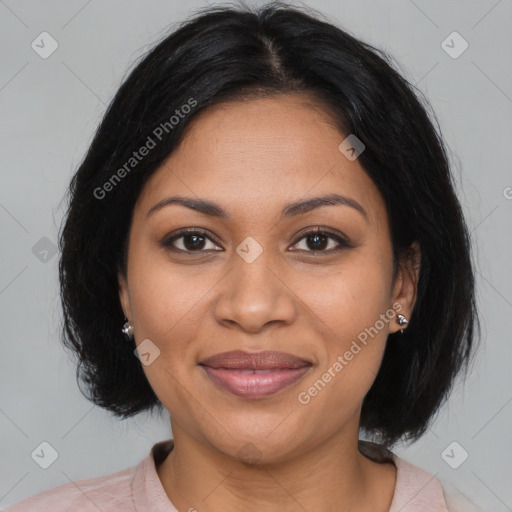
left=397, top=314, right=408, bottom=334
left=122, top=317, right=134, bottom=341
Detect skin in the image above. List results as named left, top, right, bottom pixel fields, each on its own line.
left=118, top=93, right=421, bottom=512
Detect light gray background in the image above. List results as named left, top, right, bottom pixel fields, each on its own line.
left=1, top=0, right=511, bottom=510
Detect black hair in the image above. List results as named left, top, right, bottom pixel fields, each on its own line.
left=58, top=1, right=480, bottom=448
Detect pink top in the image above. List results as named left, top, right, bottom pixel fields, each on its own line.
left=5, top=439, right=453, bottom=511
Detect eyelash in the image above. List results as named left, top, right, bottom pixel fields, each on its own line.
left=161, top=227, right=352, bottom=255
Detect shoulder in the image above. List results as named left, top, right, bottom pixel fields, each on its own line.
left=389, top=453, right=449, bottom=511
left=390, top=453, right=476, bottom=512
left=4, top=464, right=138, bottom=512
left=442, top=481, right=481, bottom=512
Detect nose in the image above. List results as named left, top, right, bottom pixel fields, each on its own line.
left=213, top=246, right=297, bottom=334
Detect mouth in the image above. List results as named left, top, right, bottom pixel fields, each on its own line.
left=198, top=350, right=313, bottom=399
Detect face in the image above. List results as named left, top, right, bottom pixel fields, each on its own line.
left=118, top=94, right=419, bottom=464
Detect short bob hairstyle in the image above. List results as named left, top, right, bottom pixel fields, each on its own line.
left=58, top=1, right=480, bottom=448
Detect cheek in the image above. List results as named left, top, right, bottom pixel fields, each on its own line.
left=295, top=306, right=390, bottom=437
left=125, top=250, right=215, bottom=418
left=295, top=249, right=393, bottom=402
left=127, top=244, right=212, bottom=344
left=126, top=249, right=207, bottom=421
left=297, top=249, right=393, bottom=341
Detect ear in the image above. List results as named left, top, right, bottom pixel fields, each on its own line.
left=118, top=269, right=133, bottom=321
left=390, top=241, right=421, bottom=334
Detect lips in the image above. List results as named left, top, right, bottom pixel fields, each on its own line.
left=199, top=350, right=312, bottom=399
left=200, top=350, right=311, bottom=370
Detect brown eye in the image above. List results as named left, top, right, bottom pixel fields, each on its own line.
left=161, top=229, right=222, bottom=253
left=290, top=228, right=351, bottom=253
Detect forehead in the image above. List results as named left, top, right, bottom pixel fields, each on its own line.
left=135, top=94, right=386, bottom=226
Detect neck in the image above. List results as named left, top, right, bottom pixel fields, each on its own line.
left=156, top=422, right=396, bottom=512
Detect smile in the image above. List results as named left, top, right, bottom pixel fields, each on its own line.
left=200, top=366, right=312, bottom=398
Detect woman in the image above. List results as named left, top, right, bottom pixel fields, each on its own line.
left=7, top=2, right=479, bottom=511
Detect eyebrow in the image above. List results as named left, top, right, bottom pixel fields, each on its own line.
left=146, top=193, right=368, bottom=222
